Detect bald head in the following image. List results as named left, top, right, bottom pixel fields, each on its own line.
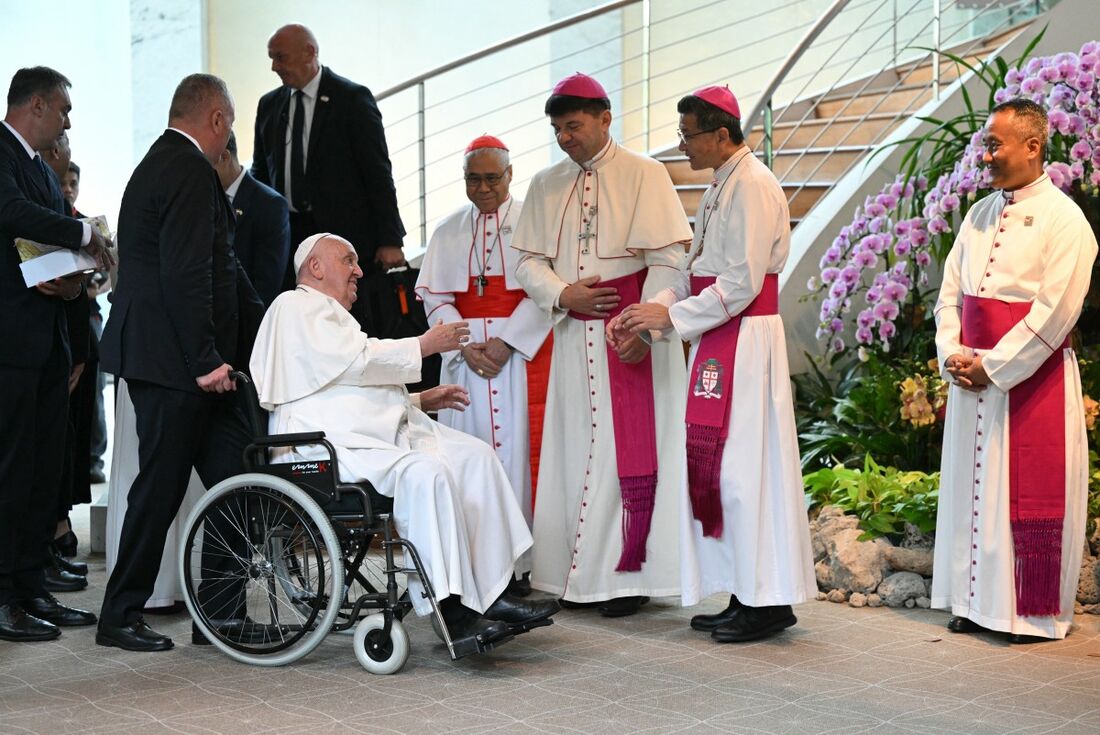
left=268, top=24, right=321, bottom=90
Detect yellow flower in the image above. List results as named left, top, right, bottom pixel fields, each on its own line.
left=1085, top=394, right=1099, bottom=431
left=900, top=375, right=936, bottom=427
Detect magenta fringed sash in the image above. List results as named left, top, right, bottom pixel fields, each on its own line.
left=568, top=269, right=656, bottom=572
left=685, top=274, right=779, bottom=538
left=961, top=294, right=1069, bottom=617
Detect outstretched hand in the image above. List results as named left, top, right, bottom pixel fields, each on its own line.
left=419, top=384, right=470, bottom=412
left=420, top=319, right=470, bottom=357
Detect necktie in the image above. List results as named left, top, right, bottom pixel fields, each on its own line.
left=290, top=89, right=308, bottom=211
left=34, top=154, right=52, bottom=184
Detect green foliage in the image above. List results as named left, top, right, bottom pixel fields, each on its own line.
left=804, top=454, right=939, bottom=542
left=795, top=350, right=944, bottom=473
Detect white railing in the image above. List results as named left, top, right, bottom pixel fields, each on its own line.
left=376, top=0, right=1052, bottom=255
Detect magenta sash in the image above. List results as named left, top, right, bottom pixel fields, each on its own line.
left=961, top=294, right=1068, bottom=617
left=685, top=274, right=779, bottom=538
left=568, top=269, right=656, bottom=572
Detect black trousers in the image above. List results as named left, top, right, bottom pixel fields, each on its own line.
left=0, top=333, right=69, bottom=605
left=99, top=380, right=251, bottom=627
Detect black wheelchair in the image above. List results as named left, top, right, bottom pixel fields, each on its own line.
left=177, top=372, right=524, bottom=673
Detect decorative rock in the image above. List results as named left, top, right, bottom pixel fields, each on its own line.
left=826, top=588, right=848, bottom=603
left=877, top=571, right=928, bottom=607
left=915, top=596, right=931, bottom=609
left=1077, top=556, right=1100, bottom=604
left=816, top=591, right=827, bottom=601
left=900, top=522, right=935, bottom=550
left=904, top=598, right=916, bottom=608
left=866, top=593, right=883, bottom=608
left=883, top=546, right=934, bottom=576
left=815, top=528, right=890, bottom=594
left=1082, top=602, right=1100, bottom=615
left=809, top=505, right=860, bottom=562
left=849, top=592, right=867, bottom=608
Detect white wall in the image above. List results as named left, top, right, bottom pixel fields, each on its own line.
left=0, top=0, right=134, bottom=229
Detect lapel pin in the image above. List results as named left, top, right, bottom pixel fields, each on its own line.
left=235, top=208, right=244, bottom=217
left=320, top=95, right=330, bottom=103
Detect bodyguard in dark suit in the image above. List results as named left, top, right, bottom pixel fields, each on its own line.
left=0, top=67, right=110, bottom=642
left=252, top=24, right=406, bottom=326
left=215, top=131, right=290, bottom=307
left=98, top=74, right=256, bottom=652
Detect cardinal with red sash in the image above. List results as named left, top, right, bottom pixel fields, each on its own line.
left=933, top=99, right=1097, bottom=643
left=513, top=73, right=692, bottom=617
left=614, top=85, right=815, bottom=642
left=415, top=136, right=553, bottom=587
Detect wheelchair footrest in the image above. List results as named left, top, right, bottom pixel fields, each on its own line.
left=449, top=631, right=516, bottom=660
left=506, top=617, right=554, bottom=636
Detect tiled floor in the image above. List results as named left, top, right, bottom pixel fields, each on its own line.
left=3, top=544, right=1100, bottom=735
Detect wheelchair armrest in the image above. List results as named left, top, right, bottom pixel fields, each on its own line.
left=250, top=431, right=327, bottom=447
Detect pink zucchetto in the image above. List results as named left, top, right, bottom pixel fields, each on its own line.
left=552, top=72, right=608, bottom=99
left=465, top=135, right=509, bottom=153
left=693, top=85, right=741, bottom=119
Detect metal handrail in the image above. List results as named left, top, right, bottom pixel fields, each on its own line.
left=742, top=0, right=853, bottom=167
left=376, top=0, right=639, bottom=101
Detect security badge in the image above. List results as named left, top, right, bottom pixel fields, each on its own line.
left=692, top=358, right=724, bottom=399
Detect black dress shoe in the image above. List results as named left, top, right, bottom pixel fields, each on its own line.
left=21, top=594, right=96, bottom=627
left=440, top=599, right=512, bottom=644
left=1008, top=633, right=1049, bottom=644
left=54, top=529, right=78, bottom=558
left=96, top=620, right=174, bottom=651
left=690, top=594, right=743, bottom=632
left=90, top=468, right=107, bottom=484
left=598, top=596, right=649, bottom=618
left=143, top=602, right=185, bottom=615
left=559, top=598, right=602, bottom=609
left=506, top=572, right=532, bottom=598
left=711, top=605, right=797, bottom=642
left=946, top=616, right=986, bottom=634
left=51, top=544, right=88, bottom=576
left=43, top=565, right=87, bottom=592
left=484, top=594, right=560, bottom=626
left=0, top=603, right=60, bottom=642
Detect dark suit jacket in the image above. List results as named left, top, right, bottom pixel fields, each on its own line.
left=101, top=130, right=246, bottom=394
left=230, top=171, right=290, bottom=306
left=0, top=124, right=83, bottom=369
left=251, top=66, right=406, bottom=261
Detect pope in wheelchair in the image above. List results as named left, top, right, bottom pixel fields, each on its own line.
left=197, top=232, right=557, bottom=669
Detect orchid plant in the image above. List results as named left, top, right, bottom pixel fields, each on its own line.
left=809, top=35, right=1100, bottom=359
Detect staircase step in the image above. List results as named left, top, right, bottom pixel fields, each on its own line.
left=676, top=182, right=829, bottom=219
left=747, top=113, right=901, bottom=149
left=815, top=85, right=931, bottom=118
left=770, top=147, right=867, bottom=181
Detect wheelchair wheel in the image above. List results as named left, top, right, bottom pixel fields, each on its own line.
left=179, top=473, right=345, bottom=666
left=353, top=613, right=409, bottom=675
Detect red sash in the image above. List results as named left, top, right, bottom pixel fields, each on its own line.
left=685, top=274, right=779, bottom=538
left=960, top=294, right=1068, bottom=617
left=454, top=276, right=553, bottom=512
left=568, top=269, right=657, bottom=572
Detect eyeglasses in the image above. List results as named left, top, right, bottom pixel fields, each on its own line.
left=464, top=174, right=504, bottom=187
left=676, top=127, right=719, bottom=143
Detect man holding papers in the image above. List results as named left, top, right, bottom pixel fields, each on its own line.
left=0, top=66, right=111, bottom=643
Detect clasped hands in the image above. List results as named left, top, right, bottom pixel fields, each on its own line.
left=604, top=302, right=671, bottom=365
left=945, top=353, right=990, bottom=391
left=464, top=337, right=513, bottom=379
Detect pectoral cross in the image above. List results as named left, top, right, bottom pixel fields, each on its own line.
left=476, top=274, right=488, bottom=297
left=577, top=205, right=598, bottom=254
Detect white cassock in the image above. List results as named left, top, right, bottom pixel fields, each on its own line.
left=105, top=379, right=203, bottom=608
left=249, top=285, right=533, bottom=616
left=654, top=150, right=816, bottom=608
left=513, top=138, right=693, bottom=602
left=414, top=197, right=554, bottom=544
left=932, top=174, right=1097, bottom=639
